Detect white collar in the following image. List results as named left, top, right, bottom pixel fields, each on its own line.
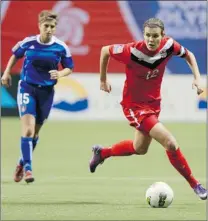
left=37, top=34, right=55, bottom=45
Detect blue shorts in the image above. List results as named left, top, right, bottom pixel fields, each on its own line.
left=17, top=81, right=54, bottom=125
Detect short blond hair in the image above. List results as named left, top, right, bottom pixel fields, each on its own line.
left=38, top=10, right=58, bottom=24
left=143, top=18, right=164, bottom=31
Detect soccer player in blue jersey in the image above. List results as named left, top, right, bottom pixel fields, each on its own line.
left=1, top=10, right=74, bottom=183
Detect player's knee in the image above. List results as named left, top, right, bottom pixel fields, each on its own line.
left=137, top=148, right=148, bottom=155
left=22, top=127, right=35, bottom=138
left=134, top=145, right=148, bottom=155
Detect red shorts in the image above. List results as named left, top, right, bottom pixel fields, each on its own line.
left=122, top=104, right=160, bottom=134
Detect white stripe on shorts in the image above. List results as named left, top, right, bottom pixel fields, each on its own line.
left=129, top=108, right=140, bottom=128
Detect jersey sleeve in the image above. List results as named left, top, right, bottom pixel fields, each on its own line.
left=172, top=40, right=188, bottom=58
left=60, top=45, right=74, bottom=69
left=109, top=43, right=131, bottom=64
left=12, top=37, right=30, bottom=58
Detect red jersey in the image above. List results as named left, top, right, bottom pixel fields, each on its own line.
left=109, top=37, right=188, bottom=108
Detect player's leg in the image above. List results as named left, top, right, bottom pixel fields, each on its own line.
left=102, top=129, right=152, bottom=157
left=89, top=128, right=152, bottom=173
left=133, top=130, right=152, bottom=154
left=15, top=95, right=51, bottom=182
left=36, top=87, right=54, bottom=126
left=149, top=122, right=207, bottom=200
left=18, top=86, right=54, bottom=182
left=16, top=87, right=53, bottom=171
left=18, top=124, right=41, bottom=166
left=89, top=106, right=154, bottom=173
left=14, top=81, right=36, bottom=183
left=20, top=114, right=36, bottom=183
left=34, top=86, right=54, bottom=159
left=33, top=124, right=42, bottom=149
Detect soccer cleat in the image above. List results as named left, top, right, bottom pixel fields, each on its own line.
left=14, top=164, right=24, bottom=182
left=24, top=170, right=35, bottom=183
left=89, top=145, right=104, bottom=173
left=193, top=184, right=207, bottom=200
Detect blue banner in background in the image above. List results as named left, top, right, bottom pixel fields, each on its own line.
left=1, top=74, right=19, bottom=116
left=1, top=87, right=16, bottom=108
left=127, top=1, right=207, bottom=74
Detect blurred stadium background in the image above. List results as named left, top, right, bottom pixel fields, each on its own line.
left=1, top=1, right=207, bottom=220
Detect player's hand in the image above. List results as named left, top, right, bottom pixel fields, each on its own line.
left=49, top=70, right=60, bottom=80
left=1, top=73, right=12, bottom=87
left=192, top=79, right=203, bottom=95
left=100, top=81, right=111, bottom=93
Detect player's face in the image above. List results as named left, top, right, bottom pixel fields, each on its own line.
left=39, top=20, right=57, bottom=42
left=144, top=27, right=164, bottom=51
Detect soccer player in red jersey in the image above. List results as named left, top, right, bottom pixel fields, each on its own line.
left=89, top=18, right=207, bottom=200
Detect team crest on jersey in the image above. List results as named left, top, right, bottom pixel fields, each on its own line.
left=113, top=44, right=124, bottom=54
left=160, top=50, right=167, bottom=58
left=21, top=104, right=27, bottom=113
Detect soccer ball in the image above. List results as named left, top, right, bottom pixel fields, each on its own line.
left=145, top=182, right=174, bottom=208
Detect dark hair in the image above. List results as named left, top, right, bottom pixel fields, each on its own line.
left=143, top=18, right=164, bottom=31
left=38, top=10, right=58, bottom=24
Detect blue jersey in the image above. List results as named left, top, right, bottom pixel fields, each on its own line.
left=12, top=35, right=74, bottom=86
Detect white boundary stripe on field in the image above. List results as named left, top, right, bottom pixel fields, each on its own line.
left=1, top=176, right=206, bottom=182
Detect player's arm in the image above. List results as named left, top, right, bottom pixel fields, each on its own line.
left=100, top=46, right=110, bottom=82
left=173, top=40, right=203, bottom=95
left=100, top=44, right=130, bottom=93
left=1, top=55, right=18, bottom=87
left=184, top=50, right=203, bottom=95
left=100, top=46, right=111, bottom=93
left=49, top=68, right=73, bottom=79
left=59, top=68, right=73, bottom=77
left=1, top=38, right=30, bottom=87
left=1, top=55, right=19, bottom=87
left=50, top=44, right=74, bottom=80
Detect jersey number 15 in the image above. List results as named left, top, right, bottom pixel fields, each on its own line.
left=18, top=93, right=30, bottom=105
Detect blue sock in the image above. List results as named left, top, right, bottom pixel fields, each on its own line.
left=19, top=137, right=39, bottom=166
left=21, top=137, right=33, bottom=171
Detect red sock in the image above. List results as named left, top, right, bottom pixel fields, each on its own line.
left=166, top=148, right=198, bottom=188
left=101, top=140, right=137, bottom=159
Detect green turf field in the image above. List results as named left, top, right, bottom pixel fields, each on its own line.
left=1, top=118, right=206, bottom=220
